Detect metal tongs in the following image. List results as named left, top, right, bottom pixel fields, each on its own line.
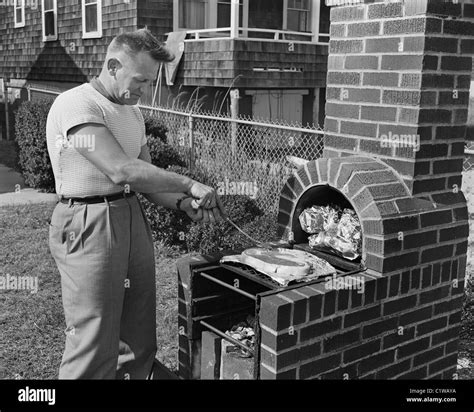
left=191, top=197, right=273, bottom=250
left=224, top=216, right=273, bottom=250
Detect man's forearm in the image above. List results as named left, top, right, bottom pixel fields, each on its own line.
left=117, top=158, right=194, bottom=194
left=143, top=192, right=187, bottom=210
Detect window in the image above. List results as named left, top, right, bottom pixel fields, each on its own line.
left=286, top=0, right=310, bottom=32
left=179, top=0, right=208, bottom=30
left=249, top=0, right=282, bottom=30
left=318, top=1, right=330, bottom=42
left=249, top=90, right=305, bottom=123
left=42, top=0, right=57, bottom=41
left=217, top=0, right=243, bottom=28
left=174, top=0, right=248, bottom=31
left=82, top=0, right=102, bottom=38
left=14, top=0, right=25, bottom=28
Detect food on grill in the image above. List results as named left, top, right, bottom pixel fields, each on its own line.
left=338, top=209, right=361, bottom=251
left=299, top=206, right=325, bottom=234
left=309, top=232, right=359, bottom=260
left=300, top=205, right=362, bottom=260
left=220, top=247, right=337, bottom=286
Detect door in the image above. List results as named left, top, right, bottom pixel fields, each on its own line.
left=251, top=90, right=303, bottom=124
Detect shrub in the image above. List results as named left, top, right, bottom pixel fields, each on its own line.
left=147, top=135, right=186, bottom=169
left=15, top=100, right=55, bottom=192
left=226, top=214, right=279, bottom=250
left=143, top=112, right=168, bottom=142
left=185, top=195, right=264, bottom=254
left=138, top=193, right=191, bottom=247
left=137, top=165, right=204, bottom=247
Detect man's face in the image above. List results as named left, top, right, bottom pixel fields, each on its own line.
left=113, top=51, right=160, bottom=105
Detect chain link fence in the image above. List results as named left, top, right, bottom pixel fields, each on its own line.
left=140, top=105, right=325, bottom=215
left=24, top=88, right=474, bottom=212
left=464, top=142, right=474, bottom=173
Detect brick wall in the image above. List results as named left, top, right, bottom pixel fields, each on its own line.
left=262, top=0, right=471, bottom=380
left=271, top=154, right=468, bottom=379
left=323, top=0, right=474, bottom=198
left=258, top=261, right=465, bottom=379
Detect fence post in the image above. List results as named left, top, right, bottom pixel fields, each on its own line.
left=3, top=79, right=10, bottom=141
left=188, top=113, right=194, bottom=172
left=230, top=89, right=239, bottom=156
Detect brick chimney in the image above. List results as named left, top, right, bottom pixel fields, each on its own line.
left=324, top=0, right=474, bottom=200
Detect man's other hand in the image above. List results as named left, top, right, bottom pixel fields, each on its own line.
left=180, top=198, right=204, bottom=222
left=181, top=198, right=226, bottom=224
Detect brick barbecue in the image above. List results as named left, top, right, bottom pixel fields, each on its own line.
left=176, top=0, right=473, bottom=380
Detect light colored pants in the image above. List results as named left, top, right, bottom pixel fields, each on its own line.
left=49, top=195, right=156, bottom=379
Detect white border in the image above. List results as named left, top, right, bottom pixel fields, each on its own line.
left=14, top=0, right=25, bottom=28
left=82, top=0, right=103, bottom=39
left=41, top=0, right=57, bottom=42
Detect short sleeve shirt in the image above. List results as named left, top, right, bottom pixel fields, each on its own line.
left=46, top=83, right=146, bottom=197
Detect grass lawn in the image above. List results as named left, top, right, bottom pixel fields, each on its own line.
left=0, top=202, right=190, bottom=379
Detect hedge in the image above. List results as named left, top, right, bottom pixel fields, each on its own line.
left=15, top=99, right=55, bottom=192
left=143, top=112, right=168, bottom=143
left=137, top=165, right=206, bottom=247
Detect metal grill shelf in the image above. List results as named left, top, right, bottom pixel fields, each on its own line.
left=194, top=246, right=365, bottom=300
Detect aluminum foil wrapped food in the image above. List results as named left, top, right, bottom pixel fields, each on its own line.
left=337, top=208, right=361, bottom=253
left=309, top=232, right=359, bottom=260
left=299, top=205, right=341, bottom=234
left=304, top=206, right=362, bottom=260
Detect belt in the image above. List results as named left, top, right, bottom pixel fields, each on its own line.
left=60, top=191, right=136, bottom=205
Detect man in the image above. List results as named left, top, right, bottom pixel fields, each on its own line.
left=46, top=29, right=225, bottom=379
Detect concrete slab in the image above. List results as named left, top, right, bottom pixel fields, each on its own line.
left=0, top=188, right=58, bottom=207
left=0, top=164, right=26, bottom=194
left=0, top=163, right=58, bottom=206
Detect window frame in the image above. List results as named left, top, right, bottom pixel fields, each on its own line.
left=82, top=0, right=103, bottom=39
left=173, top=0, right=248, bottom=32
left=284, top=0, right=311, bottom=33
left=214, top=0, right=246, bottom=29
left=41, top=0, right=57, bottom=42
left=14, top=0, right=26, bottom=28
left=175, top=0, right=209, bottom=31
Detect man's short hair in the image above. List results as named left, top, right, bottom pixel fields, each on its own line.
left=109, top=28, right=175, bottom=62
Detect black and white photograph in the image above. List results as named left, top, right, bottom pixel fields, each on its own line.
left=0, top=0, right=473, bottom=409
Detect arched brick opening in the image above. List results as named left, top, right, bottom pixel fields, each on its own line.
left=277, top=155, right=418, bottom=273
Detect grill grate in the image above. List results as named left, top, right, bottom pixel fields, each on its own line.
left=220, top=262, right=286, bottom=289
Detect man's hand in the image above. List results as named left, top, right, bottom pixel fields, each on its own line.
left=180, top=196, right=226, bottom=224
left=180, top=198, right=204, bottom=222
left=186, top=181, right=227, bottom=220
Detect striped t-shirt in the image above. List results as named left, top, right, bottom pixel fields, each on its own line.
left=46, top=83, right=146, bottom=197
